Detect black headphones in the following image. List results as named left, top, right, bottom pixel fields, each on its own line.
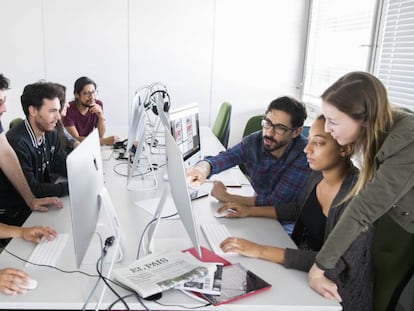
left=113, top=139, right=128, bottom=150
left=140, top=82, right=170, bottom=116
left=144, top=90, right=170, bottom=116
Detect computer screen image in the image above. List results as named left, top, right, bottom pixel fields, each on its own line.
left=169, top=103, right=201, bottom=168
left=143, top=128, right=202, bottom=259
left=66, top=129, right=122, bottom=268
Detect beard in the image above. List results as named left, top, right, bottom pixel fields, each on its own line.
left=79, top=100, right=93, bottom=108
left=262, top=135, right=289, bottom=152
left=34, top=117, right=56, bottom=133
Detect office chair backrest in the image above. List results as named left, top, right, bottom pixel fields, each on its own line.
left=212, top=102, right=232, bottom=148
left=9, top=117, right=23, bottom=130
left=239, top=114, right=264, bottom=176
left=373, top=214, right=414, bottom=311
left=242, top=115, right=263, bottom=137
left=302, top=125, right=310, bottom=138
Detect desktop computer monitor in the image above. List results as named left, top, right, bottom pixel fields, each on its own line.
left=127, top=84, right=170, bottom=153
left=127, top=91, right=146, bottom=153
left=168, top=103, right=201, bottom=168
left=145, top=128, right=202, bottom=259
left=67, top=129, right=121, bottom=268
left=127, top=84, right=172, bottom=191
left=127, top=89, right=158, bottom=190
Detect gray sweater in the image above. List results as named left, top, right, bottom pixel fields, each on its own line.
left=275, top=166, right=374, bottom=311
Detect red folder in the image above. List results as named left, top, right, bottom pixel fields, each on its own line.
left=184, top=246, right=272, bottom=306
left=184, top=246, right=231, bottom=265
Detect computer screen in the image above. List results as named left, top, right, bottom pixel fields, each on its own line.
left=169, top=103, right=201, bottom=167
left=67, top=129, right=121, bottom=267
left=127, top=84, right=174, bottom=191
left=127, top=91, right=146, bottom=153
left=127, top=89, right=158, bottom=191
left=145, top=128, right=202, bottom=259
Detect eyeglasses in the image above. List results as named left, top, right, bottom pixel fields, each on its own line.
left=81, top=90, right=98, bottom=97
left=261, top=119, right=297, bottom=135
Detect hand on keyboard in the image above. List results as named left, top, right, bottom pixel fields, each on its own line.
left=220, top=237, right=266, bottom=259
left=26, top=233, right=69, bottom=267
left=201, top=223, right=238, bottom=256
left=21, top=226, right=57, bottom=244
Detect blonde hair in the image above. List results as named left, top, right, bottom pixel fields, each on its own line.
left=321, top=71, right=393, bottom=198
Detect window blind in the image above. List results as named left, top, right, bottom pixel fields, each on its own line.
left=302, top=0, right=377, bottom=109
left=373, top=0, right=414, bottom=110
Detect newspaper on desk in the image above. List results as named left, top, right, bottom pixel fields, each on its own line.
left=175, top=263, right=223, bottom=295
left=113, top=250, right=214, bottom=298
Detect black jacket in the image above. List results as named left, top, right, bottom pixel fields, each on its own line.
left=0, top=120, right=68, bottom=204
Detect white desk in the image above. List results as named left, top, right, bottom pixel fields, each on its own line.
left=0, top=127, right=341, bottom=310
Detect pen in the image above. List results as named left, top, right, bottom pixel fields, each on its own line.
left=204, top=180, right=243, bottom=188
left=226, top=184, right=243, bottom=188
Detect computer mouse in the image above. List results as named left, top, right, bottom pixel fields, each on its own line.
left=17, top=278, right=38, bottom=290
left=214, top=208, right=236, bottom=218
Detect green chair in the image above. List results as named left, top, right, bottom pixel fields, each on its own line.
left=9, top=117, right=23, bottom=130
left=242, top=115, right=264, bottom=137
left=240, top=114, right=264, bottom=175
left=373, top=214, right=414, bottom=311
left=212, top=102, right=232, bottom=148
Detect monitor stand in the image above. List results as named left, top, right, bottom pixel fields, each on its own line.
left=97, top=187, right=123, bottom=261
left=143, top=185, right=170, bottom=256
left=93, top=187, right=124, bottom=309
left=80, top=188, right=123, bottom=266
left=127, top=139, right=159, bottom=191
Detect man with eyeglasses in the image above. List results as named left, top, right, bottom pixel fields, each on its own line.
left=0, top=74, right=10, bottom=133
left=62, top=76, right=117, bottom=145
left=186, top=96, right=311, bottom=234
left=0, top=82, right=68, bottom=226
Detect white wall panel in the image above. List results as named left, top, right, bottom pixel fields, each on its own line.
left=0, top=0, right=44, bottom=129
left=212, top=0, right=308, bottom=146
left=0, top=0, right=307, bottom=146
left=128, top=0, right=214, bottom=126
left=42, top=0, right=129, bottom=133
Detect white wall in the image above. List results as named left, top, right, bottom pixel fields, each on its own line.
left=0, top=0, right=308, bottom=146
left=128, top=0, right=215, bottom=132
left=212, top=0, right=309, bottom=145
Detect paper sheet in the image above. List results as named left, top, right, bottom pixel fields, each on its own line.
left=135, top=195, right=179, bottom=219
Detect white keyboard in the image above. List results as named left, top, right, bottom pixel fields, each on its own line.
left=201, top=223, right=237, bottom=256
left=26, top=233, right=69, bottom=267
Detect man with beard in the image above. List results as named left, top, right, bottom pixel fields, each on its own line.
left=62, top=76, right=117, bottom=145
left=0, top=82, right=68, bottom=226
left=187, top=97, right=311, bottom=233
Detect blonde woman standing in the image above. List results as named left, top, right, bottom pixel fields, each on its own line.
left=308, top=71, right=414, bottom=311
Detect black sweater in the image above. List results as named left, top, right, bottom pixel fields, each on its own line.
left=275, top=166, right=374, bottom=311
